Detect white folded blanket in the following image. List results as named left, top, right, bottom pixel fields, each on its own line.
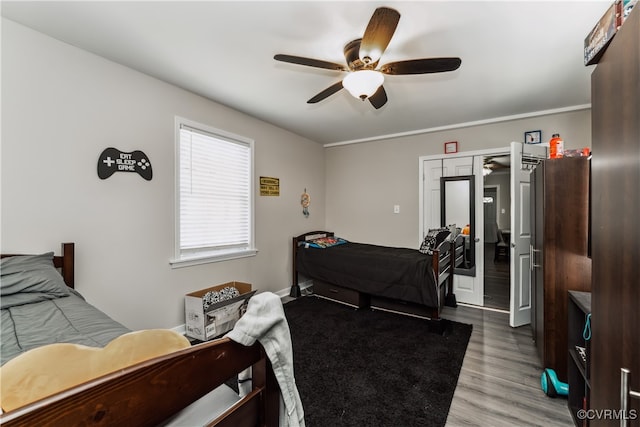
left=226, top=292, right=305, bottom=427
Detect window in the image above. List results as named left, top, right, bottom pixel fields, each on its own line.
left=172, top=117, right=255, bottom=267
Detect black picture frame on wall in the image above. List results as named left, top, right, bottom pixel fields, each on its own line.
left=525, top=130, right=542, bottom=144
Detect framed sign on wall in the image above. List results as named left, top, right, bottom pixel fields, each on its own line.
left=444, top=141, right=458, bottom=154
left=525, top=130, right=542, bottom=144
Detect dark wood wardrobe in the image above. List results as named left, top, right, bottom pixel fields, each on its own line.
left=530, top=158, right=592, bottom=383
left=590, top=5, right=640, bottom=425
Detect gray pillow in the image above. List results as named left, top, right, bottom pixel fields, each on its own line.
left=1, top=252, right=70, bottom=298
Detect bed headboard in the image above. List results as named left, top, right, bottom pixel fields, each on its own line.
left=293, top=231, right=335, bottom=244
left=290, top=231, right=335, bottom=297
left=1, top=243, right=75, bottom=289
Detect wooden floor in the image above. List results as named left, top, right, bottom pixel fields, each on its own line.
left=444, top=305, right=574, bottom=426
left=483, top=243, right=510, bottom=311
left=293, top=246, right=571, bottom=426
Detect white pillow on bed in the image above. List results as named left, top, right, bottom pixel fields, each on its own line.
left=419, top=229, right=451, bottom=255
left=0, top=253, right=70, bottom=307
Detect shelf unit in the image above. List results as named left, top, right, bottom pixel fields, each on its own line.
left=567, top=290, right=591, bottom=426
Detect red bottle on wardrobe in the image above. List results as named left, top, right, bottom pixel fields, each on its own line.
left=549, top=134, right=564, bottom=159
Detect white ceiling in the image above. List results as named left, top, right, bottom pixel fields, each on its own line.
left=1, top=1, right=610, bottom=145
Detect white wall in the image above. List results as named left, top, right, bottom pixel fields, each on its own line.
left=1, top=18, right=594, bottom=330
left=1, top=19, right=325, bottom=330
left=325, top=110, right=591, bottom=249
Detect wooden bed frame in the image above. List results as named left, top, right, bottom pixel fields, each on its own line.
left=290, top=231, right=462, bottom=332
left=0, top=243, right=280, bottom=427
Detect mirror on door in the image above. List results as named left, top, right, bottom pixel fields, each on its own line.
left=441, top=175, right=476, bottom=276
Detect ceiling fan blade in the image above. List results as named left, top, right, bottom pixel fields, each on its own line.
left=359, top=7, right=400, bottom=64
left=379, top=57, right=462, bottom=75
left=368, top=85, right=388, bottom=109
left=274, top=54, right=347, bottom=72
left=307, top=81, right=344, bottom=104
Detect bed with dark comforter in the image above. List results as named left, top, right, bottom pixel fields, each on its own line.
left=296, top=241, right=440, bottom=308
left=291, top=231, right=459, bottom=329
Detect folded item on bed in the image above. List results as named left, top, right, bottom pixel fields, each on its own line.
left=0, top=252, right=70, bottom=304
left=299, top=236, right=348, bottom=249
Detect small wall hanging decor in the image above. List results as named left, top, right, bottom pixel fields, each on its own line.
left=444, top=141, right=458, bottom=154
left=97, top=147, right=152, bottom=181
left=260, top=176, right=280, bottom=196
left=524, top=130, right=542, bottom=144
left=301, top=189, right=310, bottom=218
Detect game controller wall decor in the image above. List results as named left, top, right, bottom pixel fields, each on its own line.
left=97, top=147, right=153, bottom=181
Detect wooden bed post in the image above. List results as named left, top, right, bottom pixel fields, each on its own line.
left=444, top=251, right=458, bottom=307
left=445, top=236, right=463, bottom=307
left=61, top=243, right=75, bottom=289
left=290, top=237, right=301, bottom=298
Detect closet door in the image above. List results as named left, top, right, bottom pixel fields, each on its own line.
left=509, top=141, right=545, bottom=327
left=422, top=159, right=444, bottom=237
left=530, top=163, right=544, bottom=348
left=421, top=156, right=482, bottom=305
left=421, top=157, right=473, bottom=236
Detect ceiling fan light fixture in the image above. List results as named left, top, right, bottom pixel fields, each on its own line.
left=343, top=70, right=384, bottom=100
left=483, top=165, right=493, bottom=176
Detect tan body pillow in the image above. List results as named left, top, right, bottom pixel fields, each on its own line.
left=0, top=329, right=190, bottom=412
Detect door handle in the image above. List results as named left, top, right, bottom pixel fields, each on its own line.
left=530, top=244, right=534, bottom=272
left=530, top=244, right=541, bottom=270
left=621, top=368, right=640, bottom=427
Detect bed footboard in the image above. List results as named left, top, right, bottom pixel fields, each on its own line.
left=0, top=338, right=279, bottom=427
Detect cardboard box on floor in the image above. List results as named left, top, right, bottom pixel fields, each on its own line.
left=185, top=282, right=255, bottom=341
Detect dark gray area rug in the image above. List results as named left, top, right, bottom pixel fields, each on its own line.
left=284, top=296, right=472, bottom=427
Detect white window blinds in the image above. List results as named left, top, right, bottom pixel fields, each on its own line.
left=175, top=121, right=254, bottom=264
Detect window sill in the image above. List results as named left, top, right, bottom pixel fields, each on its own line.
left=170, top=249, right=258, bottom=269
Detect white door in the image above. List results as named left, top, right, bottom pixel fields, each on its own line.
left=421, top=156, right=482, bottom=305
left=421, top=159, right=444, bottom=240
left=509, top=142, right=547, bottom=327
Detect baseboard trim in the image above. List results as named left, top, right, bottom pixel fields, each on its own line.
left=273, top=280, right=313, bottom=298
left=457, top=302, right=509, bottom=314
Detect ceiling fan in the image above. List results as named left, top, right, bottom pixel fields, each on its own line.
left=273, top=6, right=461, bottom=109
left=483, top=156, right=510, bottom=175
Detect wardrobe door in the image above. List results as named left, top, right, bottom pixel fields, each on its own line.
left=531, top=164, right=545, bottom=357
left=529, top=158, right=590, bottom=383
left=590, top=6, right=640, bottom=424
